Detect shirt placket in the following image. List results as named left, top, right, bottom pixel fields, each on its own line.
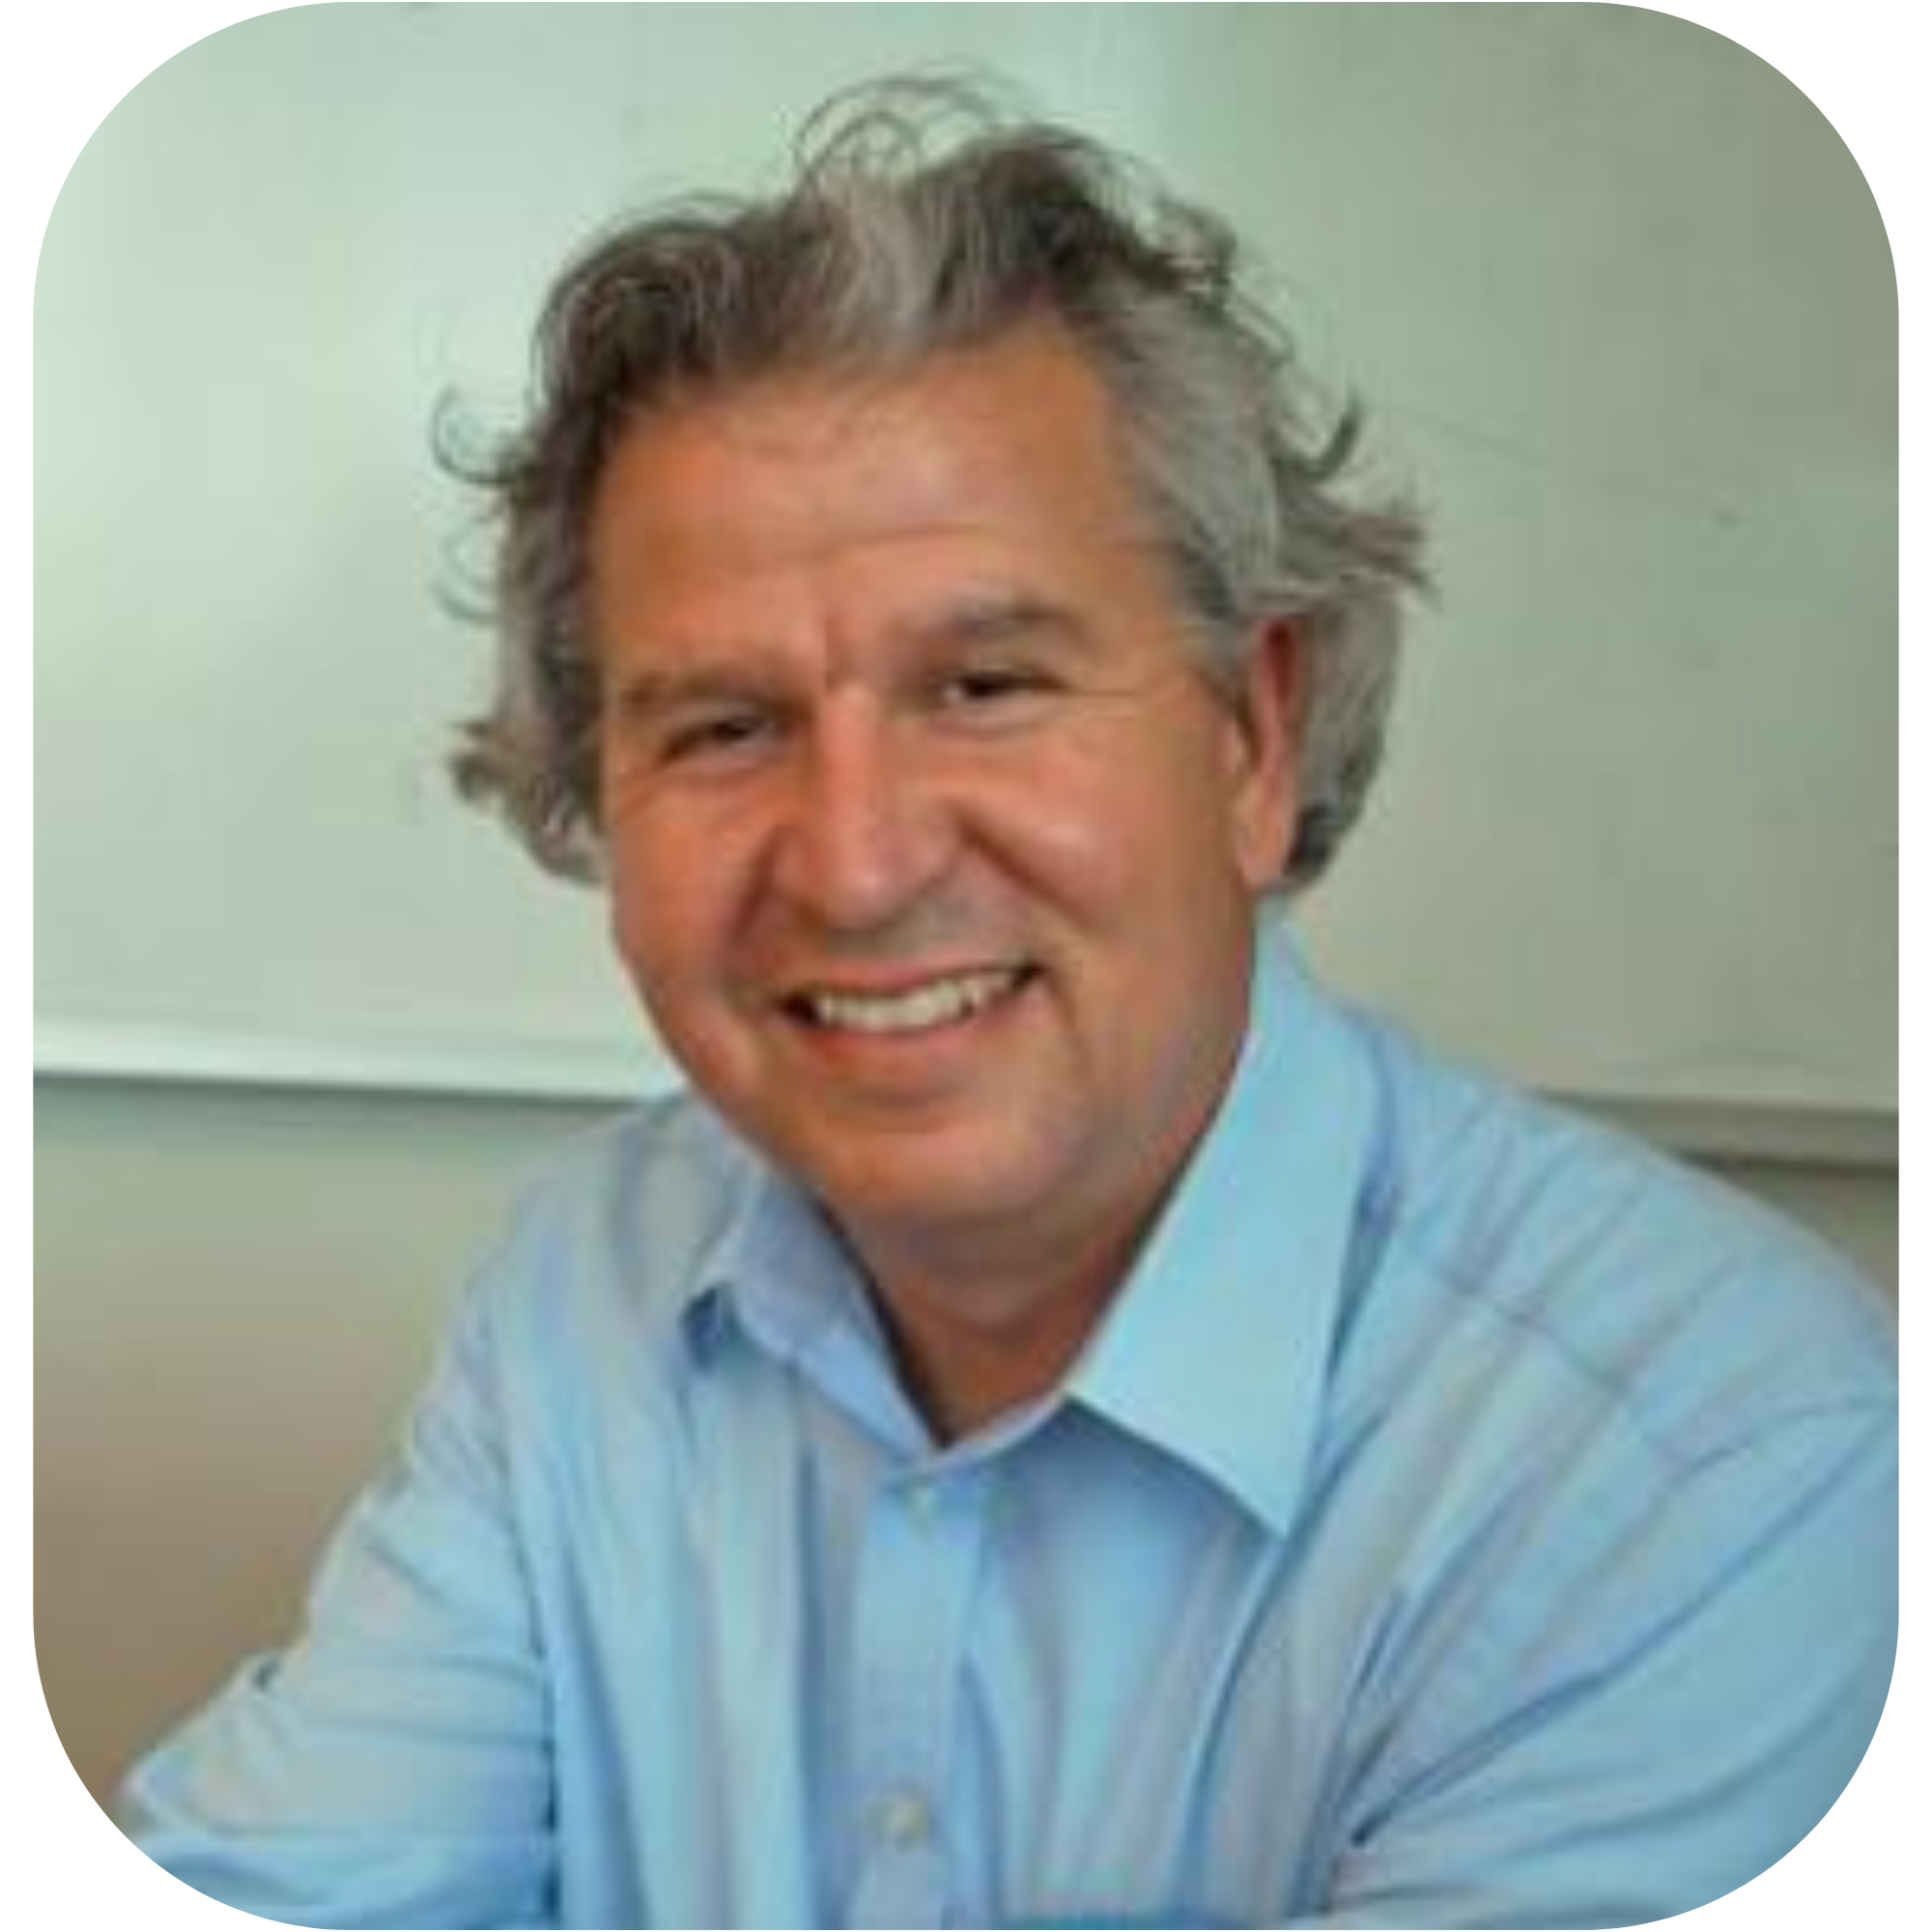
left=845, top=1461, right=989, bottom=1929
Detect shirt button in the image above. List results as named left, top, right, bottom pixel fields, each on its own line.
left=903, top=1480, right=940, bottom=1522
left=875, top=1787, right=934, bottom=1848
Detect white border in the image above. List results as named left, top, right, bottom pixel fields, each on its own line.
left=17, top=5, right=1908, bottom=1926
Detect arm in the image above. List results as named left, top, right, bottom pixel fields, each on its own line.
left=119, top=1279, right=555, bottom=1930
left=1311, top=1406, right=1898, bottom=1930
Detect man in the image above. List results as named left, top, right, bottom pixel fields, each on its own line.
left=122, top=82, right=1895, bottom=1929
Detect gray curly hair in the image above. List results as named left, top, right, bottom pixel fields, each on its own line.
left=447, top=76, right=1427, bottom=890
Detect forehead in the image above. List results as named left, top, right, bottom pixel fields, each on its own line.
left=581, top=324, right=1163, bottom=640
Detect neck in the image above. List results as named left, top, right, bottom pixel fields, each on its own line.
left=852, top=1198, right=1161, bottom=1444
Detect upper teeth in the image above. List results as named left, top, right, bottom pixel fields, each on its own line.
left=803, top=968, right=1024, bottom=1035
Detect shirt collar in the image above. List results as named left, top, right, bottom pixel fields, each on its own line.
left=1065, top=916, right=1381, bottom=1535
left=681, top=1126, right=933, bottom=1452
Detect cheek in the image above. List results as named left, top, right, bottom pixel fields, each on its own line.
left=1111, top=726, right=1263, bottom=872
left=963, top=766, right=1148, bottom=922
left=605, top=822, right=717, bottom=983
left=980, top=730, right=1244, bottom=896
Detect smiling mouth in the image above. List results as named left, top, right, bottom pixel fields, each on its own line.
left=783, top=965, right=1037, bottom=1036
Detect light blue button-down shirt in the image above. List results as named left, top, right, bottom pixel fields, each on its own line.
left=122, top=928, right=1897, bottom=1929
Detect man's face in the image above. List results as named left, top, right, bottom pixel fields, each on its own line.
left=584, top=323, right=1297, bottom=1292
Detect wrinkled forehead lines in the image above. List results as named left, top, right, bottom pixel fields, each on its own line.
left=581, top=331, right=1172, bottom=678
left=586, top=323, right=1155, bottom=554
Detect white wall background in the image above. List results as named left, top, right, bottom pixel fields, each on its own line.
left=34, top=2, right=1896, bottom=1130
left=34, top=3, right=1896, bottom=1822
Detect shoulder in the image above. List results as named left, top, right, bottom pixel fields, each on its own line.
left=1286, top=1009, right=1895, bottom=1922
left=1337, top=1011, right=1895, bottom=1472
left=450, top=1086, right=759, bottom=1378
left=507, top=1085, right=754, bottom=1259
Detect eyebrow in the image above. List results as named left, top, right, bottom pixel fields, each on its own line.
left=604, top=661, right=773, bottom=722
left=887, top=590, right=1097, bottom=661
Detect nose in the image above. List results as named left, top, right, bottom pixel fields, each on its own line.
left=769, top=692, right=955, bottom=930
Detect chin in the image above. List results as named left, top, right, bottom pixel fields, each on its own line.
left=793, top=1133, right=1047, bottom=1239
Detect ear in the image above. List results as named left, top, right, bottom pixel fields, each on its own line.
left=1223, top=618, right=1305, bottom=890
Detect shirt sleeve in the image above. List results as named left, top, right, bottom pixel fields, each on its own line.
left=117, top=1275, right=556, bottom=1930
left=1307, top=1404, right=1898, bottom=1930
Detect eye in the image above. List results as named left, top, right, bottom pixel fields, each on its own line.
left=934, top=662, right=1059, bottom=720
left=657, top=704, right=779, bottom=768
